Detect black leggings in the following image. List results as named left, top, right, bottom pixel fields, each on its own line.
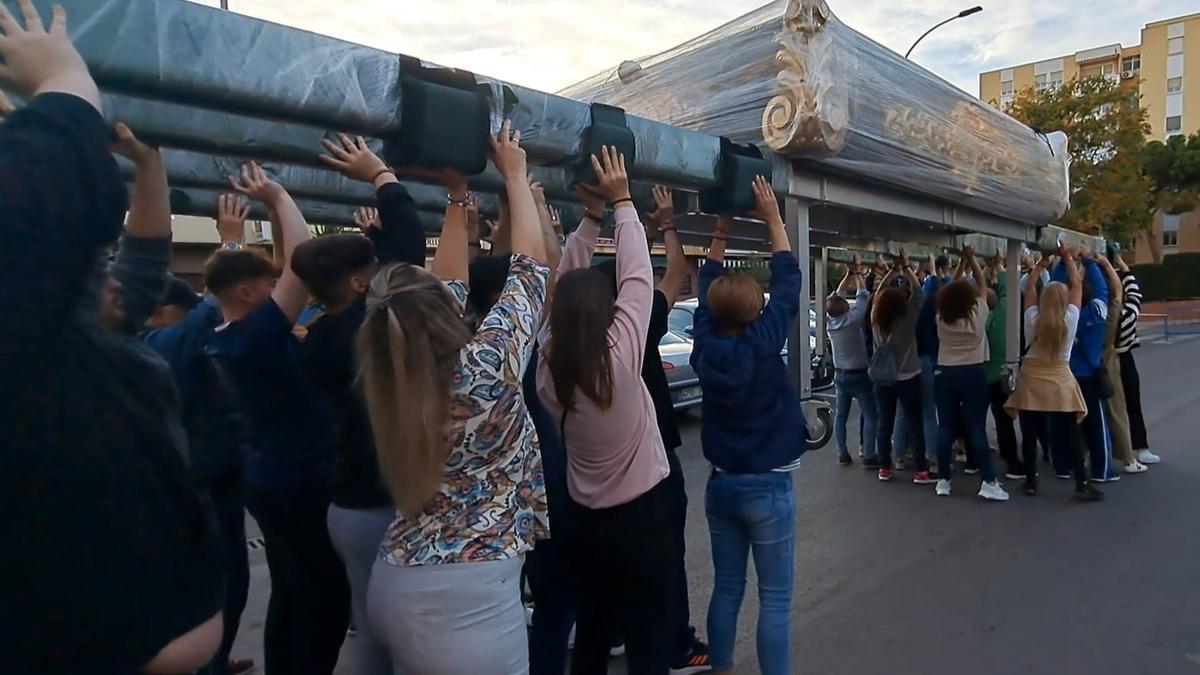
left=1018, top=411, right=1088, bottom=487
left=1119, top=350, right=1149, bottom=450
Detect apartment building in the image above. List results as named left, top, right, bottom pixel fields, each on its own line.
left=980, top=12, right=1200, bottom=262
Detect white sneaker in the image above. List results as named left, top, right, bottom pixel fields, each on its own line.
left=935, top=479, right=952, bottom=497
left=1123, top=460, right=1148, bottom=474
left=610, top=643, right=626, bottom=657
left=978, top=481, right=1010, bottom=502
left=1137, top=449, right=1162, bottom=465
left=525, top=606, right=534, bottom=627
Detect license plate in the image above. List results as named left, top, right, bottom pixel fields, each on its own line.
left=675, top=386, right=702, bottom=402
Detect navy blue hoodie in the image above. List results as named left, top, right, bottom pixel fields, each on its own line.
left=691, top=251, right=808, bottom=473
left=1051, top=258, right=1109, bottom=378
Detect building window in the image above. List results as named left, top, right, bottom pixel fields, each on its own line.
left=1168, top=37, right=1184, bottom=55
left=1163, top=214, right=1181, bottom=249
left=1001, top=80, right=1013, bottom=95
left=1122, top=55, right=1141, bottom=74
left=1168, top=77, right=1183, bottom=93
left=1166, top=116, right=1183, bottom=134
left=1035, top=71, right=1063, bottom=91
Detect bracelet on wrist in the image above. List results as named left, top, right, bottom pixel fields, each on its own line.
left=447, top=193, right=471, bottom=208
left=584, top=211, right=605, bottom=224
left=221, top=241, right=244, bottom=251
left=712, top=234, right=728, bottom=241
left=610, top=197, right=634, bottom=208
left=371, top=167, right=396, bottom=183
left=660, top=225, right=677, bottom=233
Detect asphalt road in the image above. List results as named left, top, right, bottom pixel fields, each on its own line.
left=233, top=329, right=1200, bottom=674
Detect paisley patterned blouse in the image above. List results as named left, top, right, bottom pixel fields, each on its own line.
left=380, top=255, right=551, bottom=566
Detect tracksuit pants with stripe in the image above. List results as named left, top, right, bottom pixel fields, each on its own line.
left=1076, top=375, right=1116, bottom=481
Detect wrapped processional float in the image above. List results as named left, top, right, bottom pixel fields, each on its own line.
left=563, top=0, right=1071, bottom=224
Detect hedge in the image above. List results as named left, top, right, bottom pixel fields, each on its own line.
left=1132, top=253, right=1200, bottom=302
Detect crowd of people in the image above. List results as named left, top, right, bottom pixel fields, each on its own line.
left=1, top=4, right=1167, bottom=675
left=2, top=4, right=809, bottom=674
left=826, top=240, right=1160, bottom=502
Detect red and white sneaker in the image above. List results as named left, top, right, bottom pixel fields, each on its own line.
left=912, top=470, right=938, bottom=485
left=877, top=468, right=894, bottom=482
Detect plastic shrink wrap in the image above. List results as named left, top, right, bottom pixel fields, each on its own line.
left=563, top=0, right=1070, bottom=224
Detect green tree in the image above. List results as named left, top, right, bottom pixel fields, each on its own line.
left=1140, top=133, right=1200, bottom=260
left=1005, top=76, right=1150, bottom=245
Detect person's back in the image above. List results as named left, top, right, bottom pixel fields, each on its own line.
left=693, top=260, right=806, bottom=473
left=0, top=22, right=223, bottom=673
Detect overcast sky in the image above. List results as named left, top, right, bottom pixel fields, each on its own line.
left=188, top=0, right=1195, bottom=96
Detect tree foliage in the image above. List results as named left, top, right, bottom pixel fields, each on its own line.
left=1141, top=133, right=1200, bottom=216
left=1005, top=76, right=1150, bottom=244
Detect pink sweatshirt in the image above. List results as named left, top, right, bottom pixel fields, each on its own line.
left=536, top=206, right=669, bottom=509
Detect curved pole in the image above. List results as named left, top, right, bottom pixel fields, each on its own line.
left=905, top=7, right=983, bottom=59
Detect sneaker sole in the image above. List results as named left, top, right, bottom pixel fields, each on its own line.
left=878, top=475, right=893, bottom=482
left=1005, top=473, right=1027, bottom=480
left=913, top=477, right=938, bottom=485
left=979, top=493, right=1010, bottom=501
left=670, top=666, right=713, bottom=675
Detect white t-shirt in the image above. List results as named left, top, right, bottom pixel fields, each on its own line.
left=1024, top=304, right=1080, bottom=362
left=937, top=296, right=990, bottom=366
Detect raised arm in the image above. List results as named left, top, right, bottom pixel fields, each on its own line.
left=649, top=185, right=690, bottom=307
left=692, top=217, right=729, bottom=348
left=320, top=133, right=426, bottom=267
left=746, top=176, right=800, bottom=354
left=1064, top=254, right=1083, bottom=309
left=492, top=120, right=547, bottom=264
left=962, top=245, right=986, bottom=298
left=556, top=184, right=605, bottom=275
left=530, top=182, right=563, bottom=277
left=593, top=147, right=653, bottom=372
left=897, top=248, right=920, bottom=291
left=1024, top=258, right=1045, bottom=309
left=228, top=162, right=311, bottom=322
left=1117, top=255, right=1142, bottom=323
left=430, top=169, right=471, bottom=283
left=0, top=5, right=121, bottom=354
left=109, top=123, right=171, bottom=333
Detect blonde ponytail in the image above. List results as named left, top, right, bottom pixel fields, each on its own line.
left=1032, top=281, right=1069, bottom=360
left=357, top=264, right=471, bottom=516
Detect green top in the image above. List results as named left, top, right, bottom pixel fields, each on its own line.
left=985, top=271, right=1007, bottom=383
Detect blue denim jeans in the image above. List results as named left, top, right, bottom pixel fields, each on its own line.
left=934, top=364, right=996, bottom=483
left=705, top=471, right=795, bottom=675
left=895, top=355, right=940, bottom=462
left=835, top=370, right=878, bottom=460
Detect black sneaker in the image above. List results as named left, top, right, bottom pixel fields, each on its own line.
left=670, top=639, right=712, bottom=675
left=838, top=455, right=853, bottom=466
left=861, top=457, right=881, bottom=470
left=1005, top=463, right=1028, bottom=480
left=1074, top=484, right=1104, bottom=502
left=1023, top=477, right=1038, bottom=496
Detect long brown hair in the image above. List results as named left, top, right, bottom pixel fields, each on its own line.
left=1032, top=281, right=1069, bottom=360
left=937, top=280, right=978, bottom=324
left=547, top=268, right=616, bottom=411
left=356, top=263, right=471, bottom=516
left=873, top=287, right=909, bottom=335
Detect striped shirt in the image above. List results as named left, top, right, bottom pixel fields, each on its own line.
left=1115, top=271, right=1142, bottom=353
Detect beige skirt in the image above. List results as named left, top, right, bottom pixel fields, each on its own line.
left=1004, top=357, right=1087, bottom=423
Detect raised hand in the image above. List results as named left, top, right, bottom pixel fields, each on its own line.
left=648, top=185, right=674, bottom=225
left=353, top=206, right=380, bottom=233
left=898, top=247, right=910, bottom=268
left=228, top=162, right=286, bottom=206
left=961, top=244, right=976, bottom=261
left=110, top=123, right=160, bottom=165
left=216, top=194, right=251, bottom=243
left=0, top=2, right=97, bottom=109
left=548, top=205, right=562, bottom=235
left=489, top=119, right=527, bottom=181
left=319, top=133, right=389, bottom=184
left=751, top=175, right=783, bottom=227
left=574, top=184, right=606, bottom=218
left=465, top=194, right=481, bottom=241
left=587, top=145, right=631, bottom=204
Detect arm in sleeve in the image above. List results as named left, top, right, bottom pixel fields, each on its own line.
left=472, top=256, right=550, bottom=385
left=143, top=297, right=223, bottom=371
left=556, top=217, right=601, bottom=276
left=1121, top=272, right=1142, bottom=322
left=691, top=259, right=724, bottom=351
left=608, top=206, right=655, bottom=376
left=0, top=94, right=128, bottom=355
left=745, top=251, right=802, bottom=356
left=111, top=233, right=172, bottom=335
left=848, top=288, right=870, bottom=324
left=372, top=182, right=427, bottom=266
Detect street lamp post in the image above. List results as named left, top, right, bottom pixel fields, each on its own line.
left=904, top=6, right=983, bottom=59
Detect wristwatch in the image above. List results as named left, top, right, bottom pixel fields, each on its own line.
left=222, top=241, right=244, bottom=251
left=447, top=193, right=471, bottom=208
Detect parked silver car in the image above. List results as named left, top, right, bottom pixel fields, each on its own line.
left=659, top=330, right=702, bottom=411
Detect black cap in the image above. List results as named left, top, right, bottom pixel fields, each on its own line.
left=160, top=276, right=201, bottom=310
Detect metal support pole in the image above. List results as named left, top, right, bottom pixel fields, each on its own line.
left=815, top=247, right=828, bottom=358
left=1005, top=239, right=1022, bottom=370
left=786, top=195, right=812, bottom=400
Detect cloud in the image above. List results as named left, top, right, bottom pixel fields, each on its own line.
left=188, top=0, right=1195, bottom=96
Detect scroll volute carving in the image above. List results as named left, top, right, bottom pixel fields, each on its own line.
left=761, top=0, right=849, bottom=157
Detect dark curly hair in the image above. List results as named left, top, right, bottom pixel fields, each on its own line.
left=937, top=280, right=979, bottom=324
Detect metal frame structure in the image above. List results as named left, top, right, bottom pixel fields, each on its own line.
left=35, top=0, right=1107, bottom=411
